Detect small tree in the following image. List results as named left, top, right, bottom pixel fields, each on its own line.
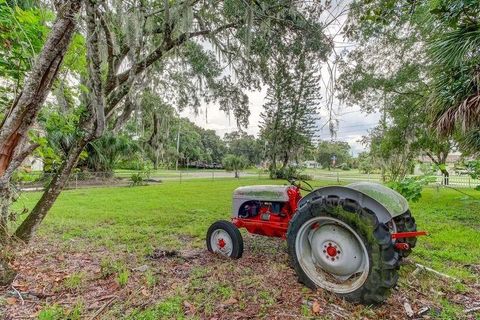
left=222, top=155, right=247, bottom=179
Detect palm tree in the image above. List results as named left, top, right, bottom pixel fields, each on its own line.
left=86, top=134, right=139, bottom=175
left=428, top=20, right=480, bottom=153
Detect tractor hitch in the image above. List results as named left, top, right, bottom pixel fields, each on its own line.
left=391, top=231, right=428, bottom=251
left=391, top=231, right=428, bottom=240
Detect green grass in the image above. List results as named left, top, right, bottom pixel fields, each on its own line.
left=14, top=178, right=479, bottom=281
left=8, top=179, right=480, bottom=319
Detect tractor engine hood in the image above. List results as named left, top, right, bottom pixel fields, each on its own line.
left=232, top=185, right=290, bottom=218
left=233, top=185, right=290, bottom=202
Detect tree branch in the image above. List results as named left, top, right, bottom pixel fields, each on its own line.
left=97, top=10, right=116, bottom=93
left=105, top=20, right=240, bottom=114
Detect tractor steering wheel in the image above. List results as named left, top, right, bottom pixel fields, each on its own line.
left=289, top=178, right=314, bottom=192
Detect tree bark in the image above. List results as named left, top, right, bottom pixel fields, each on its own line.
left=0, top=258, right=16, bottom=286
left=0, top=0, right=83, bottom=177
left=14, top=139, right=88, bottom=242
left=14, top=0, right=105, bottom=243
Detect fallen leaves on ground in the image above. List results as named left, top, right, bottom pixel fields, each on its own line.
left=1, top=234, right=479, bottom=319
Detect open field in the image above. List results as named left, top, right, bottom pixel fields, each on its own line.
left=2, top=178, right=479, bottom=319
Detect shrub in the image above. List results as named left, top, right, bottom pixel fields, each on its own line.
left=222, top=154, right=248, bottom=178
left=269, top=166, right=311, bottom=181
left=388, top=176, right=436, bottom=202
left=339, top=163, right=350, bottom=171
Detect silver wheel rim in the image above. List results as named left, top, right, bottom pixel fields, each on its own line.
left=210, top=229, right=233, bottom=256
left=295, top=216, right=370, bottom=294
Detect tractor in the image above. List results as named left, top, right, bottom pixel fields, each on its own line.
left=206, top=180, right=426, bottom=304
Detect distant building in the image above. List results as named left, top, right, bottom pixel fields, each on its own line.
left=303, top=160, right=320, bottom=169
left=417, top=154, right=462, bottom=164
left=22, top=155, right=44, bottom=172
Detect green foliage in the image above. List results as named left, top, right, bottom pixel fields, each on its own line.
left=86, top=134, right=139, bottom=174
left=465, top=160, right=480, bottom=190
left=36, top=110, right=82, bottom=172
left=358, top=152, right=379, bottom=174
left=222, top=154, right=248, bottom=178
left=388, top=176, right=436, bottom=202
left=224, top=131, right=262, bottom=166
left=260, top=50, right=321, bottom=169
left=316, top=140, right=352, bottom=170
left=465, top=160, right=480, bottom=179
left=126, top=295, right=184, bottom=320
left=0, top=1, right=51, bottom=84
left=269, top=165, right=310, bottom=181
left=38, top=303, right=83, bottom=320
left=63, top=272, right=85, bottom=290
left=117, top=268, right=130, bottom=287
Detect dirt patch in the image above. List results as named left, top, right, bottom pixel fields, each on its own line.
left=1, top=235, right=479, bottom=319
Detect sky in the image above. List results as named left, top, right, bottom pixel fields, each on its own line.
left=181, top=1, right=380, bottom=156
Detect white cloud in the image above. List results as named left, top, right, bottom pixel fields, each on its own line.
left=182, top=1, right=380, bottom=156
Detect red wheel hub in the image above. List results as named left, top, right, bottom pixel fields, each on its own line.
left=326, top=245, right=337, bottom=257
left=217, top=238, right=226, bottom=249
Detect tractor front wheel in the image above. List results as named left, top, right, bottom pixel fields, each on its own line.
left=207, top=220, right=244, bottom=259
left=287, top=197, right=399, bottom=304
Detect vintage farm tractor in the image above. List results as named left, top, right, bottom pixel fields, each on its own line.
left=206, top=180, right=427, bottom=304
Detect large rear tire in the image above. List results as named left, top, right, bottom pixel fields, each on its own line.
left=287, top=197, right=399, bottom=304
left=206, top=220, right=244, bottom=259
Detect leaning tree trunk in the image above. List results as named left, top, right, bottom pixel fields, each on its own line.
left=441, top=168, right=449, bottom=185
left=0, top=0, right=83, bottom=286
left=14, top=138, right=89, bottom=242
left=0, top=0, right=83, bottom=177
left=15, top=0, right=105, bottom=243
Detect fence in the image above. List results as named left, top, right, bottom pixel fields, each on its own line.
left=17, top=170, right=479, bottom=191
left=309, top=171, right=479, bottom=188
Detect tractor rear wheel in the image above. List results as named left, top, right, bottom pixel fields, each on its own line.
left=207, top=220, right=244, bottom=259
left=287, top=197, right=399, bottom=304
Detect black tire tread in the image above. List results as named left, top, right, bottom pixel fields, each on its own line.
left=393, top=210, right=417, bottom=258
left=206, top=220, right=244, bottom=259
left=287, top=197, right=400, bottom=305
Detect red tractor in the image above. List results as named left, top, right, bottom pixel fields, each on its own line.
left=207, top=180, right=426, bottom=304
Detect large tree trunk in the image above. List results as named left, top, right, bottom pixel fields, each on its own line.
left=0, top=1, right=83, bottom=285
left=15, top=0, right=105, bottom=243
left=14, top=139, right=89, bottom=242
left=0, top=1, right=83, bottom=177
left=0, top=259, right=16, bottom=286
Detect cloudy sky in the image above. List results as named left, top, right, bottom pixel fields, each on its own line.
left=181, top=2, right=380, bottom=156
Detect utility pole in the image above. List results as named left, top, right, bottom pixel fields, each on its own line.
left=381, top=94, right=387, bottom=182
left=176, top=121, right=181, bottom=171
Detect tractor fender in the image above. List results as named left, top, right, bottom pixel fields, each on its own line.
left=298, top=182, right=409, bottom=224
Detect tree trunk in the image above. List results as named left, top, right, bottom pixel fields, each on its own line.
left=0, top=186, right=12, bottom=243
left=235, top=170, right=239, bottom=178
left=14, top=0, right=104, bottom=243
left=14, top=138, right=88, bottom=242
left=0, top=258, right=16, bottom=286
left=441, top=168, right=449, bottom=185
left=0, top=0, right=83, bottom=177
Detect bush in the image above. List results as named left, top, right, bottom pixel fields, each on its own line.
left=222, top=154, right=248, bottom=178
left=269, top=166, right=311, bottom=181
left=130, top=173, right=144, bottom=186
left=387, top=176, right=436, bottom=202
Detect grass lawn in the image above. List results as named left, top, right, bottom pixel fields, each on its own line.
left=4, top=178, right=480, bottom=319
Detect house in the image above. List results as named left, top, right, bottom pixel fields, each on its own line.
left=303, top=160, right=320, bottom=169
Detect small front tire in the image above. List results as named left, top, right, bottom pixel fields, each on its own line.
left=206, top=220, right=244, bottom=259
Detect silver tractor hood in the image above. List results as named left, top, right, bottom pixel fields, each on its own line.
left=232, top=185, right=290, bottom=217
